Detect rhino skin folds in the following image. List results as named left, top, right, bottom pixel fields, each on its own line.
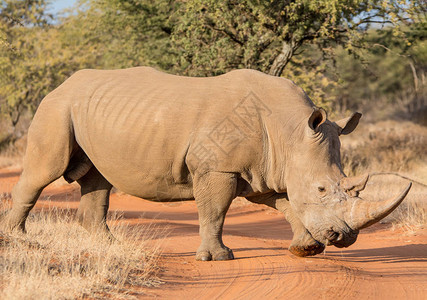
left=2, top=67, right=411, bottom=260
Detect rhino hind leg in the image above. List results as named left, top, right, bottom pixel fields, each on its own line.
left=3, top=173, right=48, bottom=232
left=194, top=172, right=237, bottom=261
left=2, top=104, right=74, bottom=232
left=76, top=167, right=113, bottom=239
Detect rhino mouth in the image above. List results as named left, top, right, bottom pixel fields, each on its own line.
left=302, top=224, right=359, bottom=251
left=326, top=230, right=359, bottom=248
left=321, top=228, right=359, bottom=248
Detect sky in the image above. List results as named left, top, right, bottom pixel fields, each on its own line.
left=49, top=0, right=77, bottom=14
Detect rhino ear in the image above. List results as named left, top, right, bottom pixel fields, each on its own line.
left=334, top=112, right=362, bottom=135
left=308, top=107, right=327, bottom=131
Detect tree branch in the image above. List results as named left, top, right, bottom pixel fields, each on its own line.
left=268, top=40, right=295, bottom=77
left=211, top=26, right=244, bottom=46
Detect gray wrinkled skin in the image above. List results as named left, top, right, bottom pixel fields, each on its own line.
left=2, top=67, right=410, bottom=260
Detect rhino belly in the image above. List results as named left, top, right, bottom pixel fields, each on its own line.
left=81, top=136, right=194, bottom=200
left=71, top=100, right=196, bottom=200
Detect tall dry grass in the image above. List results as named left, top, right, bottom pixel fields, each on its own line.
left=340, top=120, right=427, bottom=232
left=341, top=120, right=427, bottom=175
left=0, top=197, right=162, bottom=299
left=391, top=199, right=426, bottom=233
left=0, top=135, right=25, bottom=169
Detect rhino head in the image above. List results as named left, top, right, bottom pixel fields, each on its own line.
left=284, top=108, right=411, bottom=249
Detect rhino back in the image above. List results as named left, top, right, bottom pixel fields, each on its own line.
left=61, top=67, right=313, bottom=198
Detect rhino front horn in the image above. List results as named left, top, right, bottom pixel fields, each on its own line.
left=348, top=183, right=412, bottom=230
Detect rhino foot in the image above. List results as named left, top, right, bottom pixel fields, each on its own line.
left=0, top=212, right=27, bottom=234
left=196, top=247, right=234, bottom=261
left=289, top=241, right=325, bottom=257
left=289, top=229, right=325, bottom=257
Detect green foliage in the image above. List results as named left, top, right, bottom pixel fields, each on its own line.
left=0, top=0, right=52, bottom=126
left=0, top=0, right=103, bottom=128
left=327, top=24, right=426, bottom=115
left=0, top=0, right=425, bottom=138
left=282, top=46, right=338, bottom=111
left=71, top=0, right=176, bottom=70
left=171, top=0, right=367, bottom=76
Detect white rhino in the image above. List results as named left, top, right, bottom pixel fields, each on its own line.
left=3, top=67, right=411, bottom=260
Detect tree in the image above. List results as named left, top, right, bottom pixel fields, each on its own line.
left=1, top=0, right=425, bottom=142
left=327, top=26, right=426, bottom=116
left=73, top=0, right=177, bottom=70
left=0, top=0, right=101, bottom=137
left=0, top=0, right=52, bottom=129
left=170, top=0, right=425, bottom=77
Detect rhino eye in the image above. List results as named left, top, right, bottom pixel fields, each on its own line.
left=318, top=186, right=326, bottom=193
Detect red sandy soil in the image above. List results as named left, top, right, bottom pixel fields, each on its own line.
left=1, top=167, right=426, bottom=299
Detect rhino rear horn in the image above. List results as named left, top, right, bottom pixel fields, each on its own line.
left=347, top=183, right=412, bottom=230
left=341, top=174, right=369, bottom=197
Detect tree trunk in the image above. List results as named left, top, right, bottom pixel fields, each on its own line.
left=408, top=60, right=419, bottom=93
left=269, top=40, right=294, bottom=77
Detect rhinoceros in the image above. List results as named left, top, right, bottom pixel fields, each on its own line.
left=3, top=67, right=411, bottom=260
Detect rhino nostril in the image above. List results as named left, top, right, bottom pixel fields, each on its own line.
left=326, top=230, right=339, bottom=241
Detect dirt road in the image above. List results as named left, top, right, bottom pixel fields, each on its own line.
left=1, top=167, right=426, bottom=299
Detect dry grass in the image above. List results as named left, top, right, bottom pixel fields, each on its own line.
left=391, top=200, right=427, bottom=234
left=341, top=120, right=427, bottom=176
left=0, top=136, right=25, bottom=169
left=0, top=151, right=23, bottom=170
left=0, top=197, right=162, bottom=299
left=341, top=120, right=427, bottom=232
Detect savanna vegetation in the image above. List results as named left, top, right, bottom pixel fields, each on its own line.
left=0, top=198, right=162, bottom=298
left=0, top=0, right=426, bottom=298
left=0, top=0, right=425, bottom=144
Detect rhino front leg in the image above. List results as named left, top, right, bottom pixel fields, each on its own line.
left=246, top=194, right=324, bottom=257
left=193, top=172, right=237, bottom=261
left=275, top=199, right=325, bottom=257
left=76, top=167, right=113, bottom=239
